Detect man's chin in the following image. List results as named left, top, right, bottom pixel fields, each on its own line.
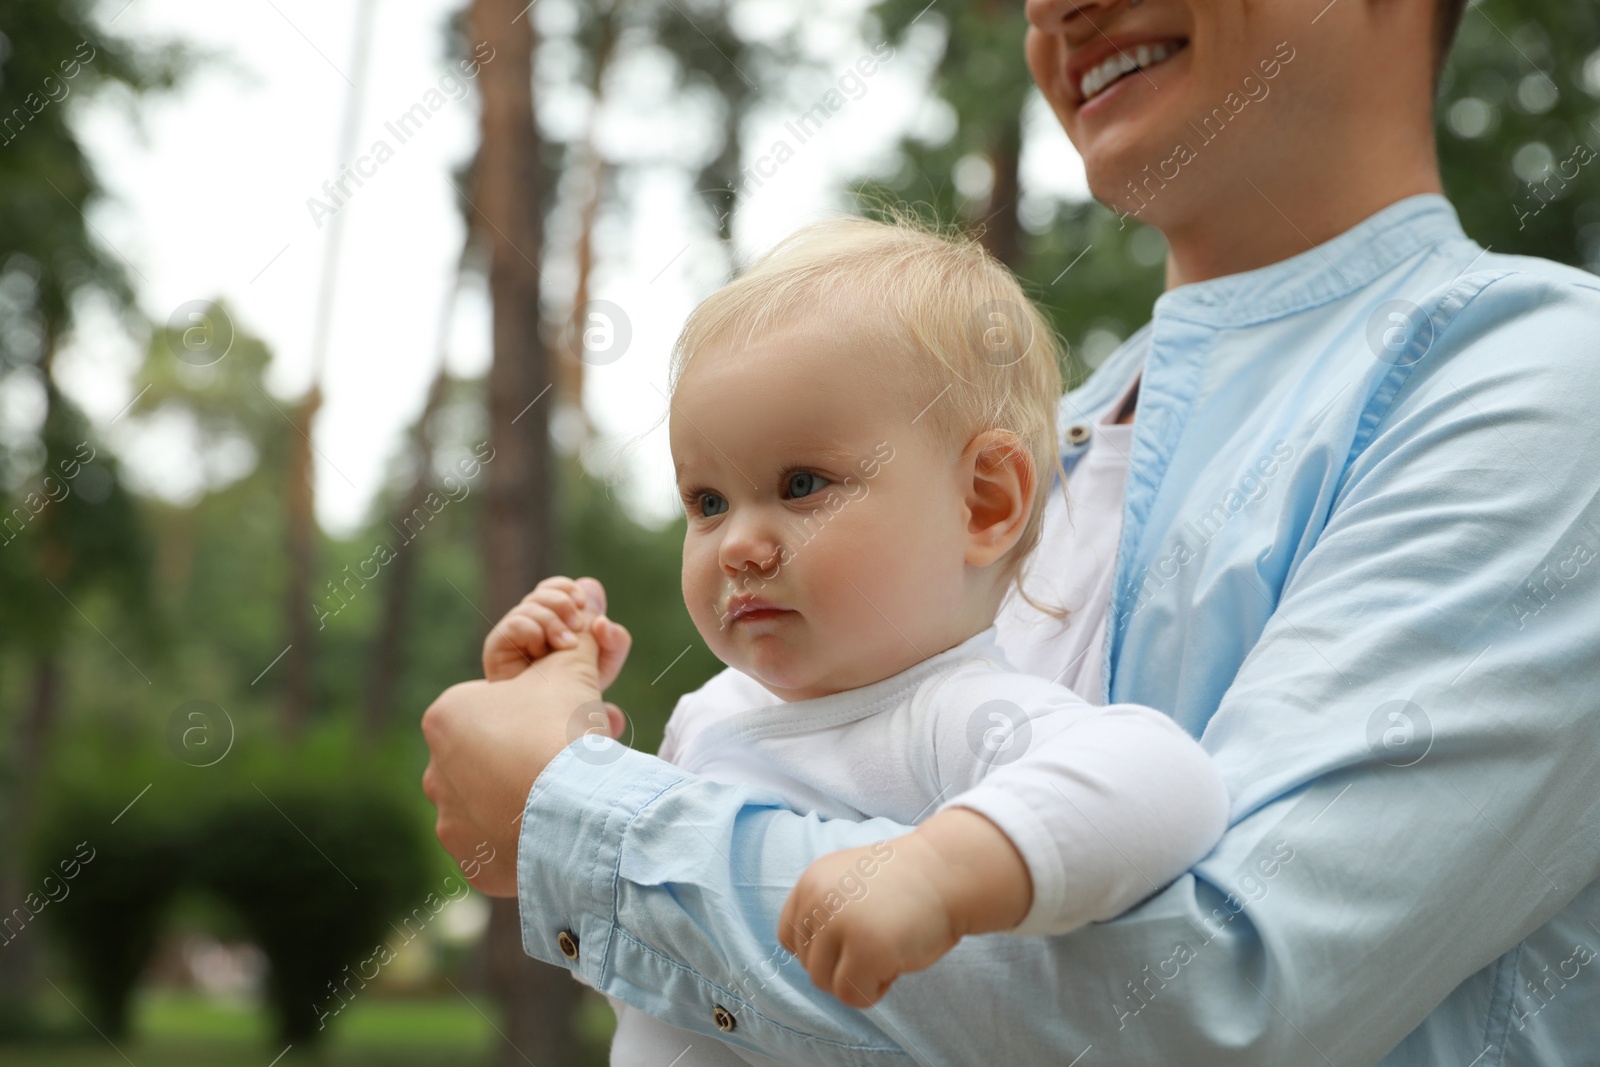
left=1084, top=149, right=1191, bottom=226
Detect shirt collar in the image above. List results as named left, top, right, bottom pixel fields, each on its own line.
left=1152, top=193, right=1474, bottom=328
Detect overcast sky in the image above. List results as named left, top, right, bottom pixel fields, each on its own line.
left=58, top=0, right=1089, bottom=532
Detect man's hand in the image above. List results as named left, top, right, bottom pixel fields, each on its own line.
left=422, top=621, right=616, bottom=897
left=776, top=809, right=1032, bottom=1008
left=482, top=575, right=632, bottom=687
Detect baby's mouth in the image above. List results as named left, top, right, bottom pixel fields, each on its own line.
left=724, top=595, right=795, bottom=625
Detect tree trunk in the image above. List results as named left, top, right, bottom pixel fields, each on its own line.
left=473, top=3, right=553, bottom=603
left=281, top=385, right=321, bottom=738
left=981, top=123, right=1023, bottom=270
left=469, top=0, right=583, bottom=1061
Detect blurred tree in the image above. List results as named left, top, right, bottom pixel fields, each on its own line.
left=865, top=0, right=1035, bottom=267
left=123, top=305, right=295, bottom=702
left=0, top=0, right=178, bottom=1019
left=0, top=0, right=747, bottom=1054
left=466, top=0, right=583, bottom=1059
left=1436, top=0, right=1600, bottom=269
left=36, top=737, right=434, bottom=1044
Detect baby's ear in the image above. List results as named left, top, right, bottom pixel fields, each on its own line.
left=962, top=430, right=1035, bottom=569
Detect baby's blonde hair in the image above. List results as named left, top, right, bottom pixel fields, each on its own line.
left=668, top=215, right=1065, bottom=588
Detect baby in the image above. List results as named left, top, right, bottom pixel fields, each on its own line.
left=483, top=218, right=1229, bottom=1065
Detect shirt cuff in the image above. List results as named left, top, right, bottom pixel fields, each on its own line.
left=516, top=738, right=688, bottom=984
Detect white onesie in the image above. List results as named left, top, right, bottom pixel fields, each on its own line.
left=604, top=626, right=1230, bottom=1067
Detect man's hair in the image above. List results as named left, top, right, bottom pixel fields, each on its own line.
left=1436, top=0, right=1469, bottom=80
left=669, top=215, right=1064, bottom=585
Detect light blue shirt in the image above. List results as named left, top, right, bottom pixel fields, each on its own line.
left=516, top=195, right=1600, bottom=1065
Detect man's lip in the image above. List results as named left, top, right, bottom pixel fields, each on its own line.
left=1066, top=34, right=1189, bottom=106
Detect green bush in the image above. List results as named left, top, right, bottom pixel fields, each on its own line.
left=32, top=796, right=187, bottom=1040
left=192, top=783, right=432, bottom=1043
left=34, top=737, right=435, bottom=1046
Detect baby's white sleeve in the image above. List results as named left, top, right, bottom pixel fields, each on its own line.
left=925, top=672, right=1230, bottom=937
left=656, top=706, right=686, bottom=765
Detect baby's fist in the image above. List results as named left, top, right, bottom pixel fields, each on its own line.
left=482, top=576, right=631, bottom=687
left=776, top=837, right=959, bottom=1008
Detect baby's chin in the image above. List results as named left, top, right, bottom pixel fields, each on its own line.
left=733, top=650, right=825, bottom=702
left=710, top=633, right=832, bottom=701
left=732, top=643, right=891, bottom=703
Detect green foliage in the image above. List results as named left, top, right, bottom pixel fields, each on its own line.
left=29, top=808, right=175, bottom=1040
left=0, top=0, right=174, bottom=334
left=192, top=783, right=433, bottom=1044
left=867, top=0, right=1034, bottom=161
left=1436, top=0, right=1600, bottom=267
left=34, top=738, right=434, bottom=1046
left=0, top=386, right=154, bottom=656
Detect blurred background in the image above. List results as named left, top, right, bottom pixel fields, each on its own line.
left=0, top=0, right=1596, bottom=1063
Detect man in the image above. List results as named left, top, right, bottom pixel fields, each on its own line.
left=422, top=0, right=1600, bottom=1061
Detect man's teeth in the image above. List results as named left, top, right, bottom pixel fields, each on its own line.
left=1080, top=41, right=1178, bottom=101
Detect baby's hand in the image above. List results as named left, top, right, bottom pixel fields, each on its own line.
left=482, top=576, right=632, bottom=687
left=777, top=835, right=958, bottom=1008
left=776, top=810, right=1031, bottom=1008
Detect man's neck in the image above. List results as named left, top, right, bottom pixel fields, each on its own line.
left=1160, top=148, right=1445, bottom=289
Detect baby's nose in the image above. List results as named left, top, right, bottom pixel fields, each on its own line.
left=718, top=518, right=785, bottom=576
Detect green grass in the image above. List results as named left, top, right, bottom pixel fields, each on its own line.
left=0, top=989, right=506, bottom=1067
left=2, top=987, right=619, bottom=1067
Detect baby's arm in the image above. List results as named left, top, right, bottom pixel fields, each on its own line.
left=779, top=678, right=1230, bottom=1007
left=777, top=806, right=1030, bottom=1008
left=482, top=575, right=632, bottom=686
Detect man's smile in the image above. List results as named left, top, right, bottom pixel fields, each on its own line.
left=1072, top=37, right=1189, bottom=103
left=1068, top=35, right=1190, bottom=106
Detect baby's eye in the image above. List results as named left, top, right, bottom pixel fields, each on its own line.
left=784, top=471, right=829, bottom=500
left=696, top=492, right=728, bottom=517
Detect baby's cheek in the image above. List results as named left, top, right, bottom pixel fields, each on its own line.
left=806, top=528, right=896, bottom=632
left=853, top=521, right=951, bottom=624
left=681, top=548, right=722, bottom=639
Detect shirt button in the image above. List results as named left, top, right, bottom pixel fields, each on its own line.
left=556, top=930, right=579, bottom=961
left=711, top=1004, right=737, bottom=1033
left=1065, top=422, right=1093, bottom=446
